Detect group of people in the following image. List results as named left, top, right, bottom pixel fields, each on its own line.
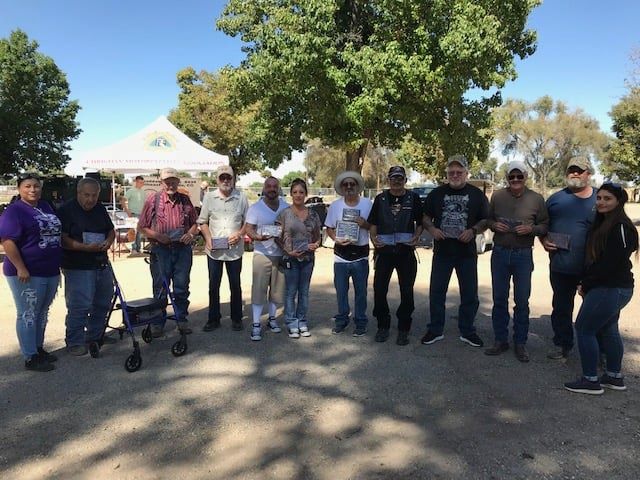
left=1, top=157, right=637, bottom=396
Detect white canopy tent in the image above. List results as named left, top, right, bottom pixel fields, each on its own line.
left=65, top=115, right=228, bottom=209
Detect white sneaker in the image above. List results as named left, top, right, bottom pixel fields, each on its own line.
left=288, top=328, right=300, bottom=339
left=267, top=317, right=282, bottom=333
left=299, top=326, right=311, bottom=337
left=250, top=325, right=262, bottom=341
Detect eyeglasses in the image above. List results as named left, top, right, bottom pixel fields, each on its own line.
left=219, top=175, right=233, bottom=181
left=388, top=175, right=405, bottom=181
left=447, top=171, right=466, bottom=177
left=567, top=166, right=586, bottom=174
left=508, top=174, right=525, bottom=181
left=342, top=182, right=357, bottom=187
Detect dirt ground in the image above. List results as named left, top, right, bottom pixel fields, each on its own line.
left=1, top=208, right=640, bottom=479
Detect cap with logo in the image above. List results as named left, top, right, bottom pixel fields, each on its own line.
left=216, top=165, right=234, bottom=178
left=387, top=166, right=406, bottom=178
left=160, top=167, right=179, bottom=180
left=567, top=156, right=592, bottom=173
left=446, top=154, right=469, bottom=170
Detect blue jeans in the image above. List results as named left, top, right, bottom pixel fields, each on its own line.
left=428, top=253, right=479, bottom=336
left=284, top=258, right=314, bottom=331
left=149, top=244, right=193, bottom=325
left=550, top=271, right=581, bottom=349
left=575, top=287, right=632, bottom=378
left=334, top=259, right=369, bottom=329
left=64, top=267, right=115, bottom=346
left=207, top=257, right=243, bottom=323
left=490, top=245, right=533, bottom=344
left=6, top=275, right=60, bottom=359
left=130, top=213, right=141, bottom=252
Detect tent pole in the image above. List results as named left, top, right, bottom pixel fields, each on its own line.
left=112, top=172, right=116, bottom=212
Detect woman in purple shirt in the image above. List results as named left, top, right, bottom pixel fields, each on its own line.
left=0, top=173, right=62, bottom=372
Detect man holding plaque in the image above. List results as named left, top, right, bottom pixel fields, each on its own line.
left=421, top=155, right=489, bottom=350
left=325, top=171, right=372, bottom=337
left=485, top=161, right=548, bottom=362
left=59, top=178, right=116, bottom=356
left=244, top=177, right=289, bottom=341
left=198, top=165, right=249, bottom=332
left=138, top=168, right=199, bottom=337
left=368, top=166, right=423, bottom=346
left=541, top=156, right=596, bottom=360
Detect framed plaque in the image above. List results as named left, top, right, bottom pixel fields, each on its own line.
left=336, top=221, right=360, bottom=242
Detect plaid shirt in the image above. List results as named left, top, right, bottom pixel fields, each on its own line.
left=138, top=190, right=197, bottom=235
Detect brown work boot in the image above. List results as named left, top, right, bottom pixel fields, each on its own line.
left=484, top=342, right=509, bottom=356
left=514, top=344, right=530, bottom=363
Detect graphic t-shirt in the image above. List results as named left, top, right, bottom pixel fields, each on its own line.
left=0, top=200, right=62, bottom=277
left=423, top=184, right=488, bottom=257
left=325, top=197, right=372, bottom=262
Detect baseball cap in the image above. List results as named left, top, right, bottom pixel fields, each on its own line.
left=160, top=167, right=179, bottom=180
left=446, top=154, right=469, bottom=170
left=567, top=156, right=593, bottom=173
left=216, top=165, right=234, bottom=178
left=388, top=166, right=406, bottom=178
left=507, top=160, right=527, bottom=174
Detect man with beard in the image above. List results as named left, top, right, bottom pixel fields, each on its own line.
left=325, top=171, right=372, bottom=337
left=542, top=156, right=596, bottom=360
left=244, top=177, right=289, bottom=341
left=138, top=168, right=199, bottom=337
left=421, top=155, right=489, bottom=349
left=485, top=161, right=548, bottom=362
left=199, top=165, right=249, bottom=332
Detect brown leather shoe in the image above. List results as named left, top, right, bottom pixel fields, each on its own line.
left=484, top=342, right=509, bottom=356
left=514, top=344, right=530, bottom=363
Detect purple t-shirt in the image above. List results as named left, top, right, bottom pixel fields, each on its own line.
left=0, top=200, right=62, bottom=277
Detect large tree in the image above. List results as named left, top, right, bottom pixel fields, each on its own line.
left=492, top=96, right=609, bottom=190
left=608, top=87, right=640, bottom=183
left=217, top=0, right=540, bottom=173
left=169, top=67, right=261, bottom=175
left=0, top=30, right=80, bottom=176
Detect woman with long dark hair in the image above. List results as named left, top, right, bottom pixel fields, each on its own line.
left=564, top=183, right=638, bottom=394
left=276, top=178, right=322, bottom=338
left=0, top=173, right=62, bottom=372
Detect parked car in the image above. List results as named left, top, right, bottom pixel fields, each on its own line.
left=411, top=183, right=438, bottom=202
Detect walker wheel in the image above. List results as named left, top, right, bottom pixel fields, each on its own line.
left=171, top=340, right=187, bottom=357
left=141, top=326, right=153, bottom=343
left=125, top=354, right=142, bottom=372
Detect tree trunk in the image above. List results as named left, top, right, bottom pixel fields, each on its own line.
left=345, top=143, right=367, bottom=173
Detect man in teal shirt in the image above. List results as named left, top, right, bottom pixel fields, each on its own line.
left=122, top=175, right=147, bottom=254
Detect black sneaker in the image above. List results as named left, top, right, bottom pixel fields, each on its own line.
left=231, top=320, right=244, bottom=331
left=564, top=377, right=604, bottom=395
left=547, top=347, right=570, bottom=360
left=38, top=347, right=58, bottom=363
left=352, top=326, right=367, bottom=337
left=600, top=374, right=627, bottom=391
left=25, top=355, right=55, bottom=372
left=203, top=319, right=221, bottom=332
left=421, top=331, right=444, bottom=345
left=459, top=333, right=483, bottom=348
left=332, top=323, right=348, bottom=334
left=374, top=328, right=390, bottom=343
left=396, top=331, right=409, bottom=346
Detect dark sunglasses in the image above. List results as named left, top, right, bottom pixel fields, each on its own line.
left=17, top=172, right=41, bottom=185
left=342, top=181, right=357, bottom=187
left=567, top=166, right=586, bottom=174
left=508, top=174, right=525, bottom=181
left=218, top=174, right=233, bottom=181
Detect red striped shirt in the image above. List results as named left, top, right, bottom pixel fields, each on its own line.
left=138, top=190, right=197, bottom=234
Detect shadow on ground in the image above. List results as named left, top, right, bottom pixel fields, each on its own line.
left=1, top=253, right=639, bottom=480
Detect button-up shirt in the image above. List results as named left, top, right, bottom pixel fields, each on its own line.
left=198, top=188, right=249, bottom=261
left=138, top=190, right=197, bottom=237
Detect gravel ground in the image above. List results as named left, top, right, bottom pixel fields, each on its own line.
left=1, top=208, right=640, bottom=479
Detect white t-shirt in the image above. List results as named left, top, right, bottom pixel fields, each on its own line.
left=325, top=196, right=373, bottom=263
left=246, top=197, right=289, bottom=256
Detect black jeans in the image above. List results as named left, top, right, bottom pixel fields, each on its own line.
left=550, top=271, right=581, bottom=349
left=372, top=250, right=417, bottom=332
left=207, top=257, right=243, bottom=323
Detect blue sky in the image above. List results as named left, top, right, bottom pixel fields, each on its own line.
left=1, top=0, right=639, bottom=164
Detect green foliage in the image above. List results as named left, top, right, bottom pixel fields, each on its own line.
left=169, top=67, right=263, bottom=176
left=608, top=87, right=640, bottom=183
left=281, top=170, right=307, bottom=187
left=492, top=96, right=609, bottom=191
left=217, top=0, right=540, bottom=172
left=0, top=30, right=81, bottom=176
left=303, top=139, right=344, bottom=187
